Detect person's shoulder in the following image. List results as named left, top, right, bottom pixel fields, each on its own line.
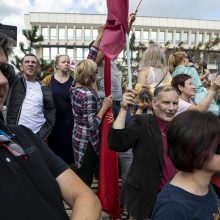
left=72, top=86, right=93, bottom=99
left=42, top=74, right=53, bottom=85
left=138, top=67, right=149, bottom=74
left=151, top=184, right=190, bottom=220
left=133, top=113, right=151, bottom=124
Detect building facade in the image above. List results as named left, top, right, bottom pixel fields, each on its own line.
left=24, top=12, right=220, bottom=70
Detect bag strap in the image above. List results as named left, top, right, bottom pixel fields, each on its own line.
left=154, top=72, right=167, bottom=89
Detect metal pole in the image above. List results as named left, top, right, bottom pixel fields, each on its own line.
left=126, top=33, right=132, bottom=89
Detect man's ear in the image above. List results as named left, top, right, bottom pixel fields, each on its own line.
left=19, top=64, right=23, bottom=72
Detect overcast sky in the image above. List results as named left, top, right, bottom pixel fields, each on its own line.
left=1, top=0, right=220, bottom=55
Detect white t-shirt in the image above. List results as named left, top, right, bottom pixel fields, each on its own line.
left=176, top=98, right=194, bottom=116
left=18, top=81, right=46, bottom=134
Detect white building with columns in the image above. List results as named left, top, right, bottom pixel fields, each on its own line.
left=24, top=12, right=220, bottom=70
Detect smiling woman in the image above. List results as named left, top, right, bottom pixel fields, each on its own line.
left=171, top=74, right=220, bottom=115
left=168, top=51, right=220, bottom=115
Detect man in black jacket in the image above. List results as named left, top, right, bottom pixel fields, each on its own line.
left=108, top=86, right=179, bottom=219
left=0, top=32, right=101, bottom=220
left=5, top=53, right=55, bottom=141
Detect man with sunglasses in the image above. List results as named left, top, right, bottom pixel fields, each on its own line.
left=0, top=32, right=101, bottom=220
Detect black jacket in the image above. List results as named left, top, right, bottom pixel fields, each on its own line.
left=108, top=114, right=164, bottom=220
left=5, top=68, right=55, bottom=141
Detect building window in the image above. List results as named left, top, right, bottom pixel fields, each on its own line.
left=43, top=47, right=50, bottom=60
left=132, top=51, right=138, bottom=59
left=135, top=30, right=141, bottom=42
left=84, top=29, right=91, bottom=41
left=67, top=28, right=74, bottom=40
left=199, top=33, right=203, bottom=43
left=36, top=28, right=40, bottom=37
left=213, top=34, right=218, bottom=40
left=151, top=31, right=157, bottom=42
left=117, top=50, right=124, bottom=61
left=42, top=27, right=48, bottom=40
left=191, top=33, right=196, bottom=45
left=167, top=32, right=173, bottom=43
left=58, top=47, right=66, bottom=54
left=205, top=33, right=211, bottom=42
left=50, top=28, right=57, bottom=40
left=51, top=47, right=58, bottom=60
left=59, top=28, right=65, bottom=40
left=84, top=48, right=89, bottom=58
left=182, top=32, right=188, bottom=44
left=175, top=32, right=181, bottom=44
left=67, top=48, right=73, bottom=59
left=159, top=32, right=165, bottom=43
left=93, top=29, right=98, bottom=40
left=76, top=48, right=83, bottom=61
left=142, top=31, right=148, bottom=42
left=76, top=29, right=82, bottom=40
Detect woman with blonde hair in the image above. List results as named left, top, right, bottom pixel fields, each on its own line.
left=70, top=59, right=112, bottom=186
left=168, top=51, right=219, bottom=115
left=135, top=43, right=172, bottom=94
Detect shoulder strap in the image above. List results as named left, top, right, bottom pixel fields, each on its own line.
left=154, top=72, right=167, bottom=89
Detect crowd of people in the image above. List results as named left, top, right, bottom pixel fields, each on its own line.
left=1, top=14, right=220, bottom=220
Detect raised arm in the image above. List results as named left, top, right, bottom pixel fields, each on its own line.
left=128, top=12, right=136, bottom=34
left=87, top=25, right=104, bottom=62
left=113, top=89, right=136, bottom=129
left=187, top=75, right=220, bottom=112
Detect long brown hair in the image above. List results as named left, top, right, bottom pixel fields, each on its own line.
left=168, top=51, right=187, bottom=73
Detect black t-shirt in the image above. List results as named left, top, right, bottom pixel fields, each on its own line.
left=0, top=122, right=69, bottom=220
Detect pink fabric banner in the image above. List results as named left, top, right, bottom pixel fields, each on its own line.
left=100, top=0, right=129, bottom=60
